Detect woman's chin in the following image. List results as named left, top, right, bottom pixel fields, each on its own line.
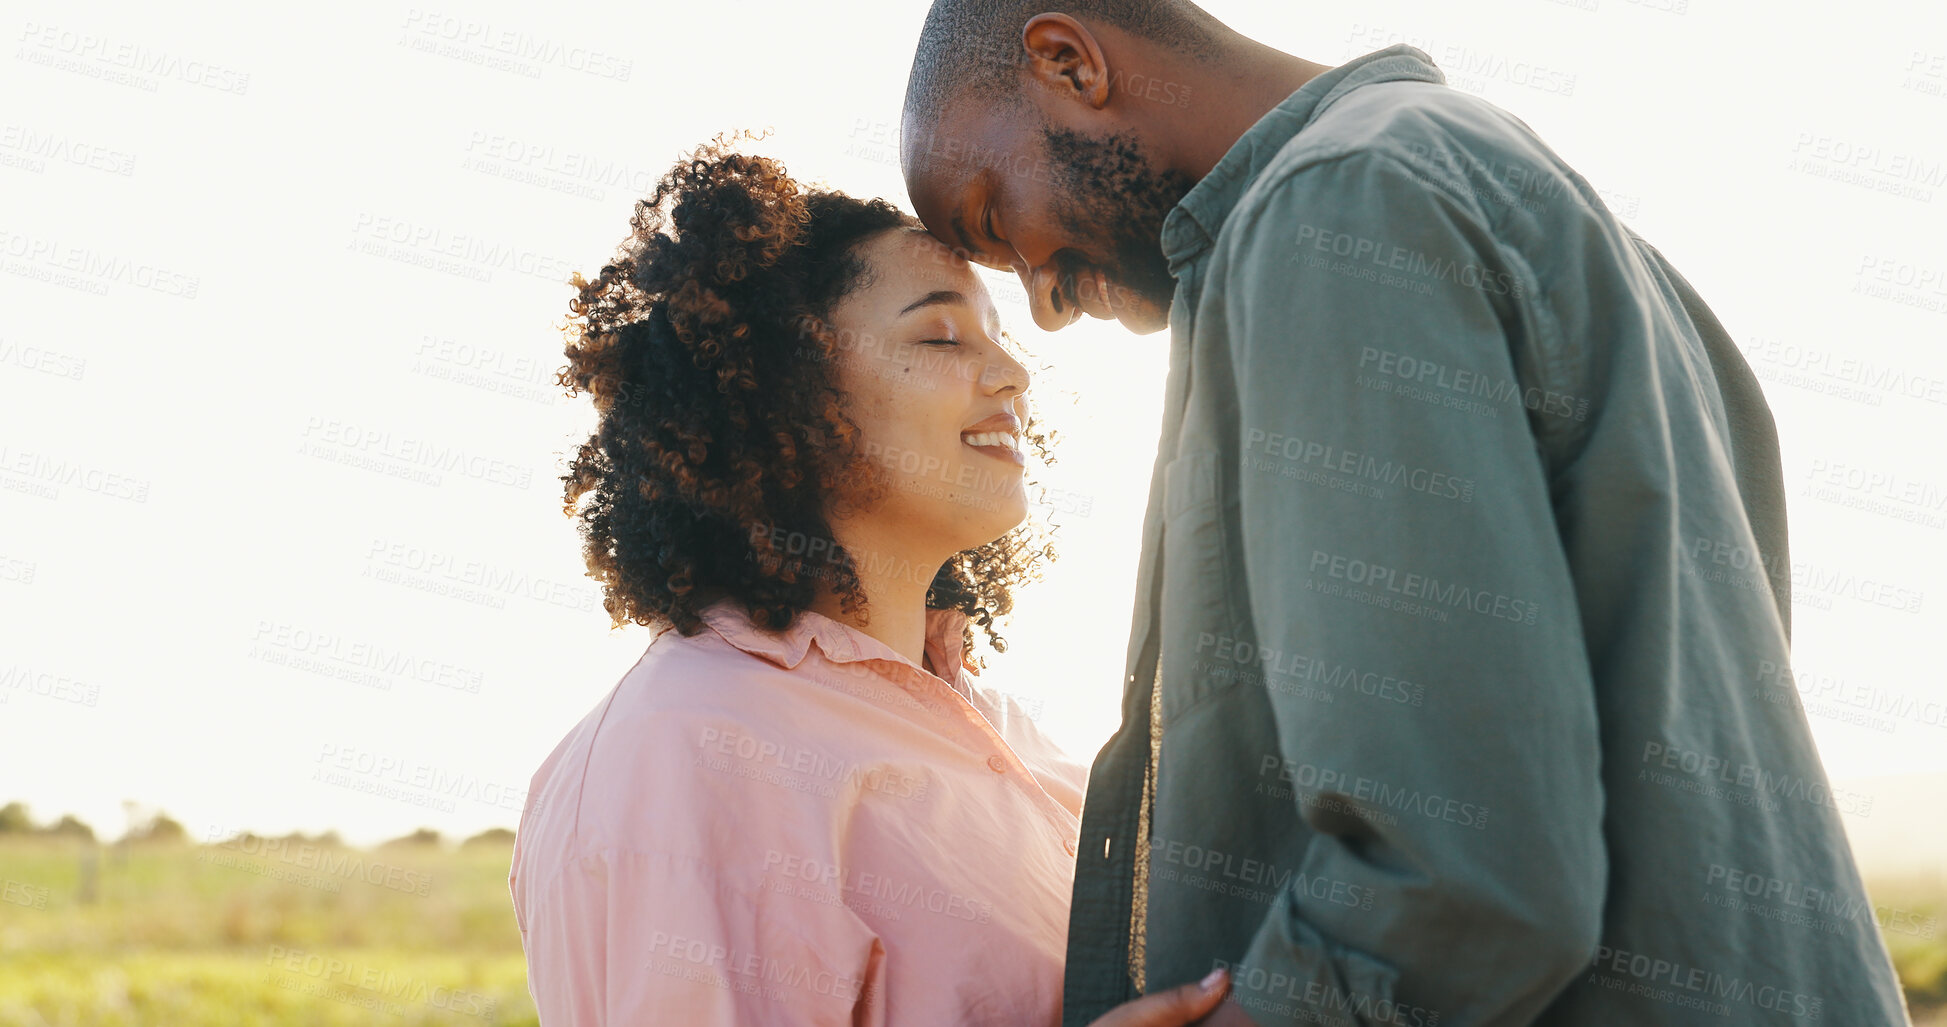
left=984, top=510, right=1031, bottom=547
left=937, top=495, right=1032, bottom=554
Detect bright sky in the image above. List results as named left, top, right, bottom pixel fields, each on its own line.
left=2, top=0, right=1943, bottom=851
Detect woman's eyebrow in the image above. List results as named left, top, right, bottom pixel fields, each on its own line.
left=896, top=290, right=1001, bottom=340
left=898, top=289, right=968, bottom=316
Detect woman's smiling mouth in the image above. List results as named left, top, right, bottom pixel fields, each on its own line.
left=960, top=429, right=1027, bottom=467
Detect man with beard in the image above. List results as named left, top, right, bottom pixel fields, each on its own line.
left=899, top=3, right=1910, bottom=1026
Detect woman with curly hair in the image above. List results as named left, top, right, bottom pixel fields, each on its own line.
left=507, top=138, right=1230, bottom=1026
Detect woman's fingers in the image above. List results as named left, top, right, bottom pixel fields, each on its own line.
left=1085, top=967, right=1231, bottom=1026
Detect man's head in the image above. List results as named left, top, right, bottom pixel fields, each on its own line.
left=901, top=1, right=1227, bottom=334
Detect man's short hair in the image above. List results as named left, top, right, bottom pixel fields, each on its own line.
left=903, top=0, right=1222, bottom=131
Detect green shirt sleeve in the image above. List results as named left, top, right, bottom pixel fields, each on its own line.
left=1208, top=149, right=1608, bottom=1025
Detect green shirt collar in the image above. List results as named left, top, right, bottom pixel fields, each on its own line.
left=1160, top=44, right=1447, bottom=274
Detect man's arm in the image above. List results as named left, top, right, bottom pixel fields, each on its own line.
left=1207, top=149, right=1607, bottom=1025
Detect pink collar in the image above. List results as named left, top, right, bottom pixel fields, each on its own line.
left=696, top=599, right=977, bottom=682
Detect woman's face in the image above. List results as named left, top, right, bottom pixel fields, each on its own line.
left=823, top=228, right=1034, bottom=563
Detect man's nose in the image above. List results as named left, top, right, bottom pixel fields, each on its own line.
left=1022, top=264, right=1073, bottom=333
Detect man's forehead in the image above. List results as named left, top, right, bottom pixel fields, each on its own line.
left=903, top=154, right=982, bottom=244
left=902, top=101, right=1034, bottom=190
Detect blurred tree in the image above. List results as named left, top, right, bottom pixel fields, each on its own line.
left=0, top=801, right=34, bottom=833
left=127, top=812, right=188, bottom=844
left=276, top=829, right=346, bottom=847
left=381, top=827, right=444, bottom=848
left=45, top=814, right=95, bottom=842
left=462, top=827, right=516, bottom=847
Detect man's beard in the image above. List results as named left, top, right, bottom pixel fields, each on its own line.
left=1041, top=126, right=1198, bottom=324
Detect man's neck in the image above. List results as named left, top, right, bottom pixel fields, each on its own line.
left=1161, top=39, right=1332, bottom=182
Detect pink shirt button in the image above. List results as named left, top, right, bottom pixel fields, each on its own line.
left=987, top=754, right=1008, bottom=773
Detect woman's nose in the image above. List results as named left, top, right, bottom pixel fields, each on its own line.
left=978, top=350, right=1031, bottom=396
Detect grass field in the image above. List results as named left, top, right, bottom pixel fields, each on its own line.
left=0, top=836, right=535, bottom=1026
left=0, top=836, right=1942, bottom=1025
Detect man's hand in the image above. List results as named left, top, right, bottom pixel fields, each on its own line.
left=1085, top=968, right=1232, bottom=1027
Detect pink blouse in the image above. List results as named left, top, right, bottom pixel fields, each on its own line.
left=509, top=598, right=1089, bottom=1025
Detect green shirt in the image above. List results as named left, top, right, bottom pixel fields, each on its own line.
left=1061, top=45, right=1909, bottom=1027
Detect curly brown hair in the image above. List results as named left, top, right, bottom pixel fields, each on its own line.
left=556, top=134, right=1056, bottom=656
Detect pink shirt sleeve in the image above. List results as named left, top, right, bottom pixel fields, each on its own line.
left=515, top=708, right=888, bottom=1025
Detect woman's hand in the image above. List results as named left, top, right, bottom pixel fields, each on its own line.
left=1084, top=968, right=1232, bottom=1026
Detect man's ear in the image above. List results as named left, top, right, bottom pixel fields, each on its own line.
left=1020, top=13, right=1112, bottom=110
